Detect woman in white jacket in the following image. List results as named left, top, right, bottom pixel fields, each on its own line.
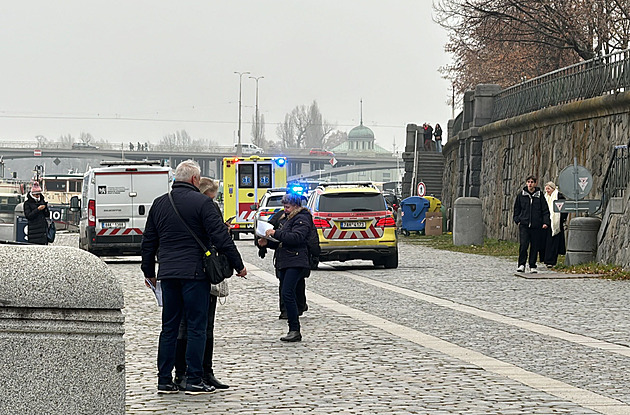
left=541, top=181, right=568, bottom=268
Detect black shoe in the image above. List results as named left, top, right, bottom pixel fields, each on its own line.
left=184, top=381, right=216, bottom=395
left=157, top=382, right=179, bottom=394
left=203, top=374, right=229, bottom=389
left=174, top=375, right=186, bottom=389
left=278, top=311, right=288, bottom=320
left=280, top=330, right=302, bottom=342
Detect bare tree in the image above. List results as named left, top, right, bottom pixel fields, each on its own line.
left=276, top=101, right=335, bottom=149
left=434, top=0, right=630, bottom=95
left=323, top=130, right=347, bottom=150
left=79, top=132, right=94, bottom=144
left=59, top=134, right=75, bottom=148
left=251, top=113, right=267, bottom=147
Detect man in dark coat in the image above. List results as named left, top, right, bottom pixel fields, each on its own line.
left=141, top=160, right=247, bottom=395
left=513, top=175, right=550, bottom=273
left=23, top=181, right=49, bottom=245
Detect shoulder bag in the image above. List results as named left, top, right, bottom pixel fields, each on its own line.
left=46, top=218, right=56, bottom=243
left=168, top=192, right=233, bottom=285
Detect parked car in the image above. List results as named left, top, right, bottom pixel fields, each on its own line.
left=306, top=182, right=398, bottom=268
left=252, top=188, right=287, bottom=234
left=309, top=148, right=334, bottom=157
left=72, top=142, right=99, bottom=150
left=234, top=143, right=264, bottom=155
left=383, top=191, right=400, bottom=212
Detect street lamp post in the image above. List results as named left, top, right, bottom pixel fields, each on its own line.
left=234, top=71, right=251, bottom=156
left=249, top=75, right=264, bottom=147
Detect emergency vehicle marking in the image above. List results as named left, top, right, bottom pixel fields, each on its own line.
left=321, top=220, right=384, bottom=240
left=97, top=228, right=143, bottom=236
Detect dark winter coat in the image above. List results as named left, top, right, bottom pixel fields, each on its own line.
left=434, top=126, right=443, bottom=140
left=141, top=181, right=244, bottom=280
left=23, top=193, right=49, bottom=245
left=265, top=208, right=314, bottom=270
left=513, top=186, right=551, bottom=229
left=423, top=126, right=434, bottom=141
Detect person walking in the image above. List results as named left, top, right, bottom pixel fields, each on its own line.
left=542, top=181, right=567, bottom=268
left=258, top=193, right=314, bottom=342
left=434, top=123, right=443, bottom=153
left=423, top=123, right=433, bottom=151
left=23, top=181, right=50, bottom=245
left=174, top=177, right=231, bottom=390
left=142, top=160, right=247, bottom=395
left=513, top=175, right=550, bottom=273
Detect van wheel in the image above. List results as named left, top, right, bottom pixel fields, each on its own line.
left=232, top=232, right=240, bottom=241
left=384, top=252, right=398, bottom=269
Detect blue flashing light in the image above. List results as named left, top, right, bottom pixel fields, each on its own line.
left=275, top=157, right=286, bottom=167
left=289, top=185, right=304, bottom=195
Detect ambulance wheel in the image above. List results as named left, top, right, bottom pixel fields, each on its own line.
left=232, top=232, right=240, bottom=241
left=384, top=251, right=399, bottom=269
left=402, top=229, right=410, bottom=237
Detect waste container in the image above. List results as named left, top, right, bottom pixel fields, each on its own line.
left=424, top=196, right=442, bottom=212
left=400, top=196, right=430, bottom=236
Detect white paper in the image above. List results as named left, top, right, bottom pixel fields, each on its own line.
left=255, top=220, right=279, bottom=242
left=146, top=278, right=163, bottom=307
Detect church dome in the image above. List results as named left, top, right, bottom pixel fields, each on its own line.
left=348, top=123, right=374, bottom=141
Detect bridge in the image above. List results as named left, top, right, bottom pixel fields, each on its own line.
left=0, top=145, right=399, bottom=180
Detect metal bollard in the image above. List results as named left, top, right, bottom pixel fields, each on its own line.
left=453, top=197, right=484, bottom=246
left=565, top=217, right=602, bottom=266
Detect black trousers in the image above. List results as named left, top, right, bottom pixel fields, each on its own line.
left=518, top=225, right=544, bottom=268
left=175, top=293, right=217, bottom=379
left=278, top=269, right=306, bottom=313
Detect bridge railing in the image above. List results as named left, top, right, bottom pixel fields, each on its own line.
left=600, top=144, right=630, bottom=215
left=492, top=49, right=630, bottom=122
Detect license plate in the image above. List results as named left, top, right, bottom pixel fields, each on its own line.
left=101, top=222, right=126, bottom=229
left=340, top=221, right=365, bottom=229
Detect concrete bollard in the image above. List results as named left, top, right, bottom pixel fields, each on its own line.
left=565, top=217, right=602, bottom=266
left=0, top=245, right=125, bottom=414
left=453, top=197, right=484, bottom=246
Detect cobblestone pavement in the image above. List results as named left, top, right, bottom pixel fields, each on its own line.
left=86, top=234, right=630, bottom=414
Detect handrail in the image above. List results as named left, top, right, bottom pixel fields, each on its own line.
left=492, top=49, right=630, bottom=121
left=600, top=144, right=630, bottom=214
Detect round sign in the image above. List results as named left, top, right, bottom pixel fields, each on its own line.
left=417, top=182, right=426, bottom=197
left=557, top=164, right=593, bottom=200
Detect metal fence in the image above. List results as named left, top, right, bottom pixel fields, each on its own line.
left=492, top=49, right=630, bottom=122
left=600, top=144, right=630, bottom=214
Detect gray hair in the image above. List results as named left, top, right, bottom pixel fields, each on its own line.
left=199, top=177, right=219, bottom=195
left=545, top=181, right=556, bottom=190
left=175, top=160, right=201, bottom=182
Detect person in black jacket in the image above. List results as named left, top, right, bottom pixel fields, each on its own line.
left=142, top=160, right=247, bottom=395
left=23, top=181, right=50, bottom=245
left=258, top=193, right=314, bottom=342
left=513, top=175, right=550, bottom=273
left=174, top=177, right=231, bottom=390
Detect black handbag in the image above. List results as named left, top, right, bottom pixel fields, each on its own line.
left=168, top=192, right=233, bottom=284
left=46, top=219, right=56, bottom=243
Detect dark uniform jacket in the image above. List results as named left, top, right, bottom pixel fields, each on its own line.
left=513, top=186, right=551, bottom=229
left=141, top=181, right=244, bottom=280
left=23, top=193, right=49, bottom=245
left=265, top=208, right=314, bottom=270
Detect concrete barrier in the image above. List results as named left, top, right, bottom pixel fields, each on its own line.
left=453, top=197, right=484, bottom=246
left=0, top=245, right=125, bottom=414
left=565, top=217, right=602, bottom=266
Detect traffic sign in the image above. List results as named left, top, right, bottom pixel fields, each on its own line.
left=330, top=157, right=338, bottom=167
left=553, top=199, right=600, bottom=214
left=417, top=182, right=426, bottom=197
left=558, top=163, right=593, bottom=200
left=33, top=149, right=42, bottom=157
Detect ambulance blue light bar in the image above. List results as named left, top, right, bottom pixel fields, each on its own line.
left=274, top=157, right=286, bottom=167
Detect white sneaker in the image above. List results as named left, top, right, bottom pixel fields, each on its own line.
left=530, top=268, right=538, bottom=274
left=516, top=265, right=525, bottom=272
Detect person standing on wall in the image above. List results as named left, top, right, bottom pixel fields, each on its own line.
left=513, top=175, right=550, bottom=273
left=142, top=160, right=247, bottom=395
left=23, top=181, right=50, bottom=245
left=433, top=123, right=443, bottom=153
left=423, top=123, right=433, bottom=151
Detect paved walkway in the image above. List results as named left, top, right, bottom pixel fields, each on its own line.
left=101, top=236, right=630, bottom=414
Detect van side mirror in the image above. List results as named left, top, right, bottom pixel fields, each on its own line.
left=69, top=196, right=81, bottom=212
left=250, top=203, right=258, bottom=210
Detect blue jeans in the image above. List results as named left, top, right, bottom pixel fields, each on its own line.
left=436, top=139, right=442, bottom=153
left=158, top=279, right=209, bottom=385
left=278, top=268, right=307, bottom=331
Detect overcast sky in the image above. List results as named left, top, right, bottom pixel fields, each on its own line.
left=0, top=1, right=452, bottom=151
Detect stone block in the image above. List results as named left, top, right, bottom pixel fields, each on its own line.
left=0, top=245, right=125, bottom=414
left=453, top=197, right=484, bottom=246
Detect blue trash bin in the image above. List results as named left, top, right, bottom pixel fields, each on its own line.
left=400, top=196, right=430, bottom=235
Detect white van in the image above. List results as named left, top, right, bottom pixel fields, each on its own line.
left=234, top=143, right=264, bottom=155
left=72, top=160, right=173, bottom=256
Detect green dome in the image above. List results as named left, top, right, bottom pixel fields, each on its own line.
left=348, top=124, right=374, bottom=141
